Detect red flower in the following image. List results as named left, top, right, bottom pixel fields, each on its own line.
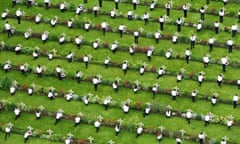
left=22, top=84, right=28, bottom=91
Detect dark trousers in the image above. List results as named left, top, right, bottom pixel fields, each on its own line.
left=84, top=0, right=87, bottom=3
left=85, top=62, right=88, bottom=69
left=199, top=139, right=203, bottom=144
left=204, top=62, right=208, bottom=68
left=15, top=114, right=20, bottom=120
left=172, top=96, right=176, bottom=101
left=228, top=46, right=233, bottom=53
left=7, top=30, right=13, bottom=37
left=177, top=24, right=181, bottom=32
left=152, top=92, right=156, bottom=99
left=27, top=1, right=32, bottom=8
left=190, top=41, right=195, bottom=49
left=96, top=127, right=100, bottom=132
left=206, top=0, right=209, bottom=4
left=115, top=131, right=119, bottom=136
left=12, top=1, right=16, bottom=8
left=192, top=96, right=195, bottom=102
left=45, top=3, right=49, bottom=9
left=186, top=56, right=190, bottom=64
left=232, top=30, right=237, bottom=37
left=205, top=121, right=209, bottom=126
left=134, top=36, right=138, bottom=44
left=200, top=13, right=204, bottom=20
left=209, top=44, right=213, bottom=52
left=183, top=10, right=187, bottom=17
left=144, top=19, right=148, bottom=25
left=186, top=118, right=191, bottom=124
left=5, top=132, right=10, bottom=140
left=166, top=9, right=170, bottom=16
left=94, top=84, right=98, bottom=91
left=160, top=22, right=164, bottom=30
left=94, top=11, right=98, bottom=17
left=37, top=73, right=42, bottom=78
left=24, top=137, right=29, bottom=143
left=99, top=0, right=102, bottom=7
left=55, top=118, right=60, bottom=125
left=102, top=28, right=106, bottom=35
left=119, top=30, right=123, bottom=37
left=155, top=38, right=159, bottom=44
left=74, top=122, right=80, bottom=127
left=133, top=3, right=137, bottom=10
left=104, top=104, right=109, bottom=110
left=123, top=69, right=127, bottom=75
left=219, top=16, right=223, bottom=23
left=217, top=80, right=222, bottom=87
left=233, top=101, right=237, bottom=109
left=215, top=27, right=219, bottom=34
left=76, top=77, right=80, bottom=83
left=115, top=2, right=119, bottom=9
left=222, top=64, right=226, bottom=72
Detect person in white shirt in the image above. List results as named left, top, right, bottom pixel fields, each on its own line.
left=5, top=21, right=12, bottom=37
left=4, top=62, right=11, bottom=73
left=143, top=12, right=149, bottom=25
left=76, top=4, right=83, bottom=15
left=75, top=70, right=81, bottom=83
left=220, top=138, right=227, bottom=144
left=74, top=115, right=81, bottom=127
left=172, top=34, right=178, bottom=44
left=143, top=104, right=151, bottom=117
left=165, top=108, right=172, bottom=118
left=59, top=34, right=65, bottom=45
left=24, top=29, right=31, bottom=40
left=101, top=21, right=107, bottom=36
left=93, top=40, right=99, bottom=49
left=186, top=110, right=192, bottom=124
left=232, top=94, right=238, bottom=109
left=165, top=2, right=171, bottom=16
left=115, top=0, right=119, bottom=9
left=198, top=132, right=205, bottom=144
left=237, top=78, right=240, bottom=89
left=10, top=85, right=16, bottom=96
left=129, top=44, right=135, bottom=55
left=48, top=52, right=53, bottom=60
left=176, top=137, right=182, bottom=144
left=16, top=8, right=23, bottom=24
left=182, top=4, right=188, bottom=17
left=55, top=65, right=62, bottom=80
left=118, top=24, right=125, bottom=37
left=219, top=8, right=225, bottom=23
left=214, top=21, right=219, bottom=34
left=83, top=96, right=89, bottom=105
left=15, top=44, right=22, bottom=55
left=157, top=67, right=165, bottom=79
left=139, top=65, right=145, bottom=75
left=165, top=49, right=172, bottom=59
left=150, top=1, right=155, bottom=11
left=84, top=21, right=90, bottom=32
left=238, top=9, right=240, bottom=22
left=35, top=110, right=41, bottom=120
left=28, top=86, right=33, bottom=96
left=190, top=34, right=196, bottom=49
left=159, top=16, right=165, bottom=30
left=204, top=113, right=211, bottom=126
left=67, top=19, right=73, bottom=28
left=65, top=136, right=72, bottom=144
left=200, top=6, right=205, bottom=20
left=35, top=13, right=42, bottom=24
left=115, top=123, right=121, bottom=136
left=93, top=76, right=100, bottom=91
left=104, top=57, right=110, bottom=68
left=122, top=61, right=128, bottom=74
left=208, top=37, right=215, bottom=52
left=177, top=72, right=183, bottom=82
left=231, top=24, right=238, bottom=37
left=50, top=16, right=58, bottom=27
left=48, top=89, right=54, bottom=100
left=1, top=9, right=8, bottom=19
left=217, top=74, right=223, bottom=87
left=65, top=92, right=73, bottom=101
left=44, top=0, right=51, bottom=9
left=55, top=110, right=63, bottom=125
left=221, top=56, right=228, bottom=72
left=110, top=8, right=116, bottom=18
left=94, top=120, right=101, bottom=132
left=27, top=0, right=33, bottom=8
left=227, top=118, right=233, bottom=130
left=112, top=80, right=118, bottom=93
left=132, top=0, right=137, bottom=10
left=23, top=130, right=32, bottom=143
left=202, top=54, right=210, bottom=68
left=227, top=38, right=234, bottom=53
left=60, top=2, right=66, bottom=12
left=191, top=89, right=197, bottom=102
left=93, top=5, right=99, bottom=17
left=133, top=83, right=139, bottom=93
left=133, top=30, right=140, bottom=44
left=66, top=51, right=73, bottom=63
left=211, top=96, right=217, bottom=105
left=152, top=84, right=158, bottom=99
left=103, top=97, right=111, bottom=110
left=14, top=107, right=21, bottom=120
left=197, top=22, right=202, bottom=32
left=111, top=41, right=118, bottom=53
left=171, top=88, right=179, bottom=100
left=20, top=63, right=28, bottom=76
left=185, top=48, right=191, bottom=64
left=147, top=47, right=153, bottom=61
left=33, top=50, right=39, bottom=60
left=36, top=65, right=42, bottom=78
left=5, top=125, right=12, bottom=140
left=41, top=31, right=48, bottom=43
left=122, top=103, right=130, bottom=114
left=136, top=125, right=143, bottom=138
left=155, top=30, right=161, bottom=44
left=128, top=10, right=133, bottom=20
left=75, top=35, right=82, bottom=49
left=176, top=18, right=182, bottom=32
left=198, top=72, right=204, bottom=86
